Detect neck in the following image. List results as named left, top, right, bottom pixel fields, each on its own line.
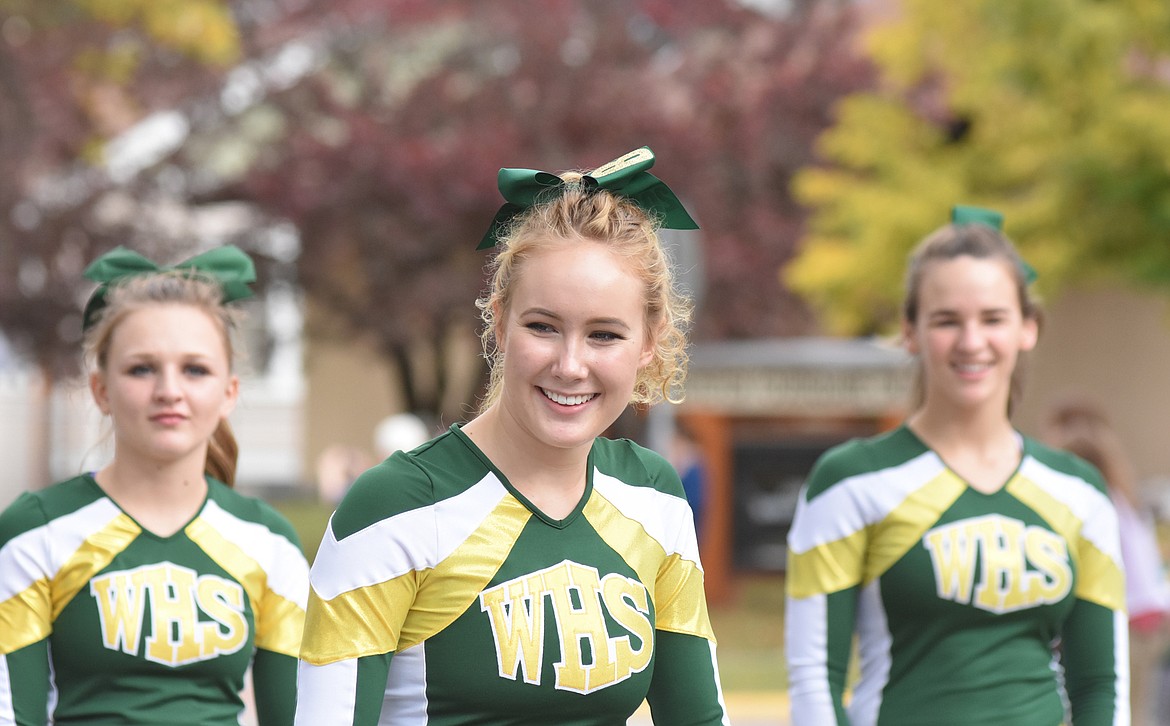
left=467, top=407, right=592, bottom=470
left=462, top=408, right=590, bottom=519
left=95, top=451, right=209, bottom=536
left=907, top=403, right=1021, bottom=494
left=908, top=400, right=1014, bottom=448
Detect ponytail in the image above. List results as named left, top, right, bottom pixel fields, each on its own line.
left=206, top=418, right=239, bottom=487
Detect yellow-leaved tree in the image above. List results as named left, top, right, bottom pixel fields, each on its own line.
left=786, top=0, right=1170, bottom=335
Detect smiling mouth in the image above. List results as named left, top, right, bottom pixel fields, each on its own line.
left=953, top=362, right=992, bottom=374
left=542, top=388, right=597, bottom=406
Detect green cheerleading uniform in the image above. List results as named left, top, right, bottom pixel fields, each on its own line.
left=0, top=475, right=309, bottom=726
left=785, top=425, right=1128, bottom=726
left=296, top=425, right=728, bottom=725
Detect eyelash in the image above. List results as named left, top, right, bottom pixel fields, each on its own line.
left=524, top=322, right=625, bottom=342
left=930, top=318, right=1006, bottom=330
left=124, top=364, right=213, bottom=376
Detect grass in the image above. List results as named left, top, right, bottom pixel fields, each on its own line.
left=273, top=498, right=332, bottom=563
left=274, top=499, right=789, bottom=693
left=708, top=575, right=787, bottom=691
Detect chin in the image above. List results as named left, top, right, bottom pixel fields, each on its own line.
left=536, top=422, right=603, bottom=451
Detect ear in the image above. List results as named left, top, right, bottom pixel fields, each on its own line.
left=219, top=375, right=240, bottom=419
left=492, top=300, right=507, bottom=354
left=638, top=343, right=655, bottom=369
left=90, top=371, right=110, bottom=415
left=1019, top=315, right=1039, bottom=353
left=901, top=317, right=920, bottom=356
left=638, top=322, right=660, bottom=369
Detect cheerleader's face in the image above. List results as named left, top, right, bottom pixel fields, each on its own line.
left=91, top=304, right=239, bottom=471
left=904, top=255, right=1037, bottom=414
left=494, top=238, right=654, bottom=455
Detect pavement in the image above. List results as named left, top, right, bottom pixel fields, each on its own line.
left=628, top=691, right=790, bottom=725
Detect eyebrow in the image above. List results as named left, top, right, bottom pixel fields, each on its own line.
left=925, top=306, right=1012, bottom=318
left=520, top=307, right=633, bottom=331
left=119, top=351, right=219, bottom=361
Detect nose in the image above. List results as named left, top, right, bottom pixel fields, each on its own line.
left=552, top=338, right=588, bottom=380
left=957, top=321, right=985, bottom=351
left=153, top=367, right=182, bottom=402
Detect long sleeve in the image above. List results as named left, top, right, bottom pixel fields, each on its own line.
left=294, top=461, right=427, bottom=726
left=781, top=488, right=865, bottom=720
left=251, top=649, right=297, bottom=726
left=294, top=513, right=406, bottom=726
left=644, top=630, right=728, bottom=725
left=1062, top=485, right=1129, bottom=725
left=785, top=447, right=872, bottom=726
left=0, top=494, right=53, bottom=726
left=247, top=506, right=309, bottom=726
left=1061, top=599, right=1129, bottom=725
left=0, top=641, right=50, bottom=726
left=642, top=467, right=728, bottom=726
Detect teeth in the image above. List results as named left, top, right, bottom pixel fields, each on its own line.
left=955, top=363, right=990, bottom=373
left=543, top=389, right=595, bottom=406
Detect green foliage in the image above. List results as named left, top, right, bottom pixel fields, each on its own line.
left=787, top=0, right=1170, bottom=335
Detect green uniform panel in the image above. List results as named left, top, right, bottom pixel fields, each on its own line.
left=0, top=475, right=309, bottom=726
left=786, top=426, right=1127, bottom=726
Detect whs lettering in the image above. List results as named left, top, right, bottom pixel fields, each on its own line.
left=480, top=560, right=654, bottom=694
left=89, top=562, right=248, bottom=666
left=923, top=514, right=1072, bottom=613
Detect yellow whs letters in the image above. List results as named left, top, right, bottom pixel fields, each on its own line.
left=971, top=517, right=1025, bottom=611
left=88, top=562, right=249, bottom=666
left=544, top=562, right=615, bottom=693
left=479, top=560, right=653, bottom=695
left=145, top=564, right=201, bottom=664
left=601, top=573, right=653, bottom=674
left=480, top=578, right=546, bottom=685
left=923, top=515, right=1072, bottom=614
left=922, top=523, right=979, bottom=604
left=91, top=569, right=149, bottom=655
left=197, top=577, right=248, bottom=658
left=1024, top=527, right=1073, bottom=602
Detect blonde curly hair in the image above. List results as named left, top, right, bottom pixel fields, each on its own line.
left=476, top=172, right=692, bottom=413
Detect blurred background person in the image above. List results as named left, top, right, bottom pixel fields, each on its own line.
left=315, top=443, right=374, bottom=506
left=372, top=412, right=431, bottom=461
left=785, top=207, right=1127, bottom=725
left=668, top=420, right=709, bottom=545
left=1044, top=397, right=1170, bottom=726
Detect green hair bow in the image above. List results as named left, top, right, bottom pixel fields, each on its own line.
left=82, top=244, right=257, bottom=330
left=950, top=204, right=1038, bottom=284
left=478, top=146, right=699, bottom=250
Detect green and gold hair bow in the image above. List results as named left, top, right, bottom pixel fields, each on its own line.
left=82, top=244, right=257, bottom=330
left=950, top=204, right=1038, bottom=284
left=478, top=146, right=699, bottom=250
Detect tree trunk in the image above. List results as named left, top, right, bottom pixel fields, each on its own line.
left=390, top=344, right=419, bottom=415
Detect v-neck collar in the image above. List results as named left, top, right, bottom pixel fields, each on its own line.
left=901, top=424, right=1027, bottom=497
left=450, top=423, right=593, bottom=528
left=86, top=472, right=211, bottom=540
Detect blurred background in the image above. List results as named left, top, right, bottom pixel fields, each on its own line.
left=3, top=0, right=1170, bottom=718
